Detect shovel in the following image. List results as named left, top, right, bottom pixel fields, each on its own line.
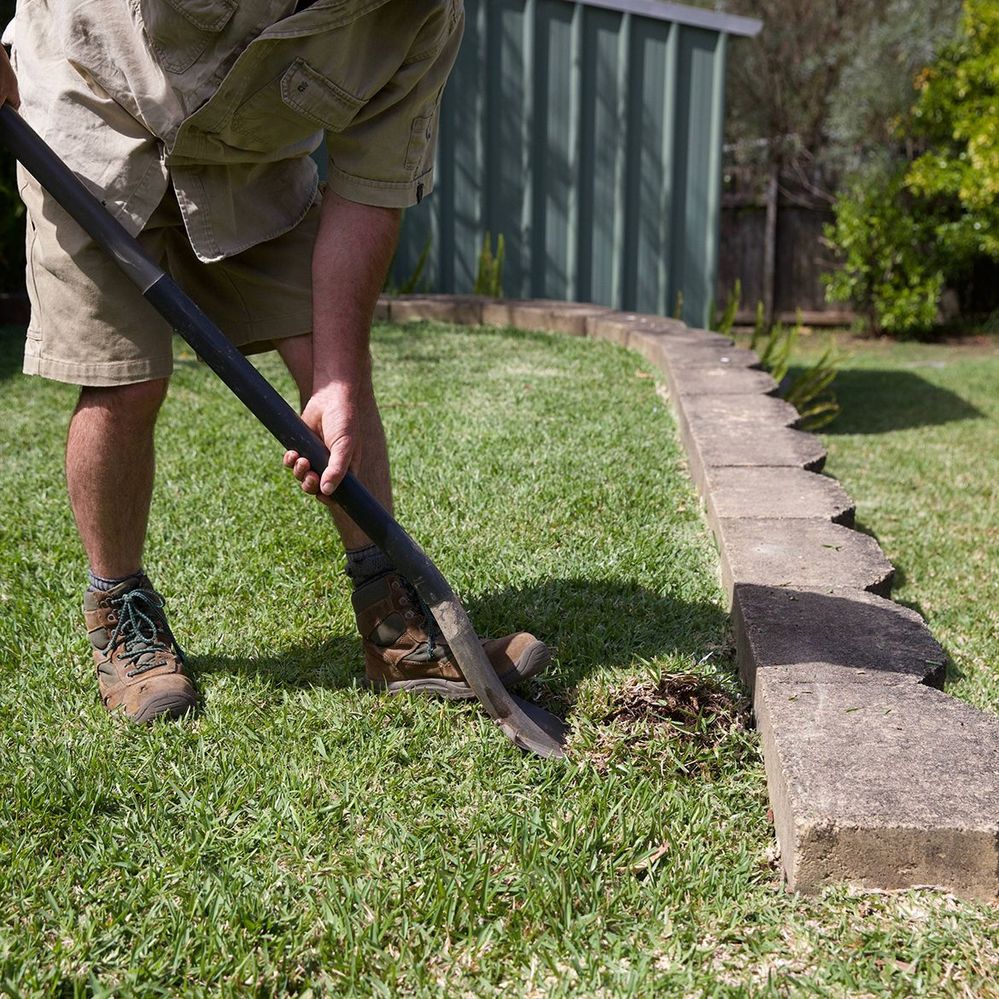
left=0, top=104, right=567, bottom=759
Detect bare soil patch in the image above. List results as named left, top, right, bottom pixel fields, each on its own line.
left=603, top=673, right=749, bottom=749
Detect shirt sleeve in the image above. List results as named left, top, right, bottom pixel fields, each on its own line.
left=324, top=0, right=463, bottom=209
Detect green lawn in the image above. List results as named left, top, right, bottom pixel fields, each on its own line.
left=0, top=322, right=997, bottom=996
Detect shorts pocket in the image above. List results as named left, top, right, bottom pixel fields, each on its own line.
left=140, top=0, right=237, bottom=74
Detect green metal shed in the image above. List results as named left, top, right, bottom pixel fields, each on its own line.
left=391, top=0, right=761, bottom=327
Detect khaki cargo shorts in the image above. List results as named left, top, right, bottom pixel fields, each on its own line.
left=21, top=176, right=320, bottom=388
left=19, top=0, right=465, bottom=388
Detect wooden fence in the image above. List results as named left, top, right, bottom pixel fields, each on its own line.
left=716, top=168, right=854, bottom=327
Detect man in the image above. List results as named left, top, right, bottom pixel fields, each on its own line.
left=2, top=0, right=549, bottom=723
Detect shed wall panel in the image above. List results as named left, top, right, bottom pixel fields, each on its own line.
left=391, top=0, right=732, bottom=327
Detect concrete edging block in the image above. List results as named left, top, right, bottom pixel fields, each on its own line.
left=676, top=393, right=801, bottom=435
left=660, top=341, right=761, bottom=370
left=481, top=299, right=610, bottom=335
left=756, top=672, right=999, bottom=900
left=388, top=294, right=489, bottom=325
left=703, top=467, right=856, bottom=533
left=629, top=330, right=670, bottom=367
left=731, top=583, right=946, bottom=691
left=479, top=300, right=513, bottom=327
left=586, top=311, right=686, bottom=346
left=678, top=424, right=828, bottom=497
left=672, top=366, right=779, bottom=397
left=717, top=520, right=895, bottom=605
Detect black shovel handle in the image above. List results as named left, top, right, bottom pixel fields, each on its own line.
left=0, top=105, right=565, bottom=758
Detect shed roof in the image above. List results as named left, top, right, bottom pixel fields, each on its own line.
left=579, top=0, right=762, bottom=37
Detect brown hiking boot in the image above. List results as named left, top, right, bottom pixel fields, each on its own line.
left=84, top=575, right=196, bottom=723
left=352, top=571, right=550, bottom=698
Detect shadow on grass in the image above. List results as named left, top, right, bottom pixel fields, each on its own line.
left=883, top=563, right=966, bottom=686
left=190, top=578, right=730, bottom=718
left=0, top=326, right=25, bottom=382
left=188, top=634, right=360, bottom=693
left=814, top=367, right=983, bottom=435
left=468, top=578, right=731, bottom=717
left=845, top=516, right=964, bottom=685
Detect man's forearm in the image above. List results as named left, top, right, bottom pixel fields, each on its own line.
left=310, top=190, right=401, bottom=389
left=287, top=188, right=400, bottom=499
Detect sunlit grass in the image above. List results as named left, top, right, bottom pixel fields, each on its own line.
left=0, top=323, right=996, bottom=996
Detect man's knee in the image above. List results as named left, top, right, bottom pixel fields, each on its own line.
left=77, top=378, right=170, bottom=425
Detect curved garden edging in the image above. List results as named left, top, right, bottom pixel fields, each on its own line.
left=377, top=293, right=999, bottom=903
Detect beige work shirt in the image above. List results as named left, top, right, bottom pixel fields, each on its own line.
left=12, top=0, right=462, bottom=261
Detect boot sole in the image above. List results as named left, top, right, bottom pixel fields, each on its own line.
left=368, top=640, right=551, bottom=700
left=128, top=692, right=197, bottom=724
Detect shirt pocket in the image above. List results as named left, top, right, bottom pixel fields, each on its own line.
left=140, top=0, right=238, bottom=74
left=228, top=58, right=365, bottom=150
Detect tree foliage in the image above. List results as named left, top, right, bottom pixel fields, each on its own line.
left=725, top=0, right=881, bottom=178
left=823, top=0, right=999, bottom=335
left=723, top=0, right=964, bottom=194
left=907, top=0, right=999, bottom=257
left=826, top=0, right=964, bottom=166
left=823, top=165, right=944, bottom=336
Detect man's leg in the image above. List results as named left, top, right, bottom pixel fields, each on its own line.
left=66, top=377, right=196, bottom=723
left=66, top=378, right=167, bottom=577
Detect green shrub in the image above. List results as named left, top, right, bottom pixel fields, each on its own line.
left=784, top=339, right=843, bottom=430
left=824, top=0, right=999, bottom=336
left=823, top=165, right=944, bottom=337
left=386, top=232, right=431, bottom=295
left=709, top=279, right=741, bottom=337
left=750, top=306, right=843, bottom=430
left=751, top=312, right=798, bottom=386
left=907, top=0, right=999, bottom=258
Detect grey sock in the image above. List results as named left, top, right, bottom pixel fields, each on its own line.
left=344, top=545, right=394, bottom=588
left=87, top=568, right=142, bottom=592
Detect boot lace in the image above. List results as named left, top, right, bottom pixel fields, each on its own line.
left=400, top=577, right=445, bottom=657
left=106, top=587, right=175, bottom=676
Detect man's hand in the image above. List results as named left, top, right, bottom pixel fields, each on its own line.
left=283, top=378, right=369, bottom=506
left=1, top=46, right=20, bottom=109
